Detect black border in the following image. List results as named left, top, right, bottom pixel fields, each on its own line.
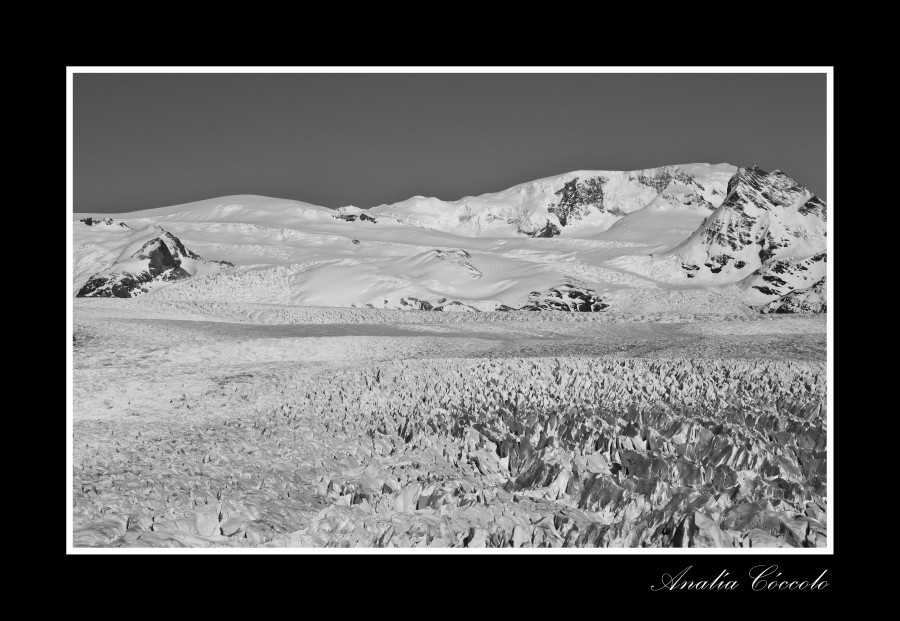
left=64, top=64, right=843, bottom=603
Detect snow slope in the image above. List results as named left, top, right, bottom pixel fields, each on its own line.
left=369, top=163, right=735, bottom=238
left=607, top=166, right=827, bottom=303
left=76, top=223, right=233, bottom=297
left=73, top=164, right=826, bottom=313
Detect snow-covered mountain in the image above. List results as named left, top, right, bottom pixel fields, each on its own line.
left=663, top=165, right=826, bottom=283
left=73, top=163, right=827, bottom=313
left=76, top=224, right=233, bottom=297
left=369, top=163, right=735, bottom=238
left=608, top=165, right=827, bottom=303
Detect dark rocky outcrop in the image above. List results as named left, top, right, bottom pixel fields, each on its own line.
left=399, top=297, right=435, bottom=311
left=77, top=230, right=233, bottom=298
left=761, top=277, right=826, bottom=314
left=523, top=221, right=561, bottom=238
left=79, top=217, right=130, bottom=228
left=745, top=252, right=825, bottom=305
left=517, top=282, right=608, bottom=312
left=546, top=175, right=614, bottom=226
left=390, top=281, right=608, bottom=313
left=334, top=213, right=378, bottom=223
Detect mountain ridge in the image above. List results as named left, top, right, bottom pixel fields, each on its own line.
left=73, top=163, right=827, bottom=313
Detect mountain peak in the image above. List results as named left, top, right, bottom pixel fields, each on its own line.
left=370, top=163, right=738, bottom=238
left=651, top=167, right=826, bottom=300
left=77, top=227, right=233, bottom=298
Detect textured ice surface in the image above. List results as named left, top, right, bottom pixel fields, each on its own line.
left=72, top=304, right=826, bottom=548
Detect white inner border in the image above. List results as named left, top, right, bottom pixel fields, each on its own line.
left=66, top=66, right=834, bottom=555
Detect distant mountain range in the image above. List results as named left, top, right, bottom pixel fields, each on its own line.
left=73, top=163, right=827, bottom=313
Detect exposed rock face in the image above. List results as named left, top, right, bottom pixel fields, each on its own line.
left=79, top=217, right=130, bottom=228
left=396, top=297, right=484, bottom=312
left=518, top=282, right=608, bottom=312
left=743, top=253, right=826, bottom=305
left=665, top=166, right=827, bottom=296
left=334, top=213, right=377, bottom=223
left=761, top=277, right=826, bottom=314
left=434, top=300, right=480, bottom=312
left=797, top=195, right=827, bottom=220
left=637, top=166, right=676, bottom=193
left=399, top=297, right=436, bottom=311
left=547, top=175, right=617, bottom=226
left=521, top=221, right=561, bottom=238
left=388, top=281, right=608, bottom=313
left=77, top=230, right=234, bottom=298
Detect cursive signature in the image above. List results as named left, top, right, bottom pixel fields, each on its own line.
left=651, top=565, right=829, bottom=591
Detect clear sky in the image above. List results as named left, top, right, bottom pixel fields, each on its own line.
left=74, top=72, right=826, bottom=213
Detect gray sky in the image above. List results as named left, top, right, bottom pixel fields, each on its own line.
left=74, top=73, right=826, bottom=212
